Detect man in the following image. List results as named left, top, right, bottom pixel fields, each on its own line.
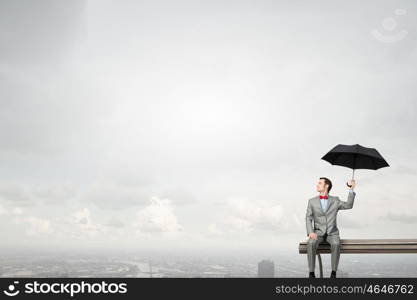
left=305, top=177, right=356, bottom=278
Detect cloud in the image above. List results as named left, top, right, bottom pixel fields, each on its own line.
left=382, top=212, right=417, bottom=224
left=12, top=207, right=23, bottom=215
left=0, top=204, right=6, bottom=215
left=101, top=163, right=155, bottom=188
left=0, top=0, right=85, bottom=66
left=0, top=181, right=31, bottom=204
left=31, top=183, right=77, bottom=203
left=71, top=208, right=102, bottom=235
left=0, top=204, right=23, bottom=216
left=208, top=197, right=290, bottom=235
left=23, top=216, right=52, bottom=236
left=160, top=187, right=198, bottom=205
left=13, top=207, right=104, bottom=240
left=394, top=165, right=417, bottom=176
left=83, top=181, right=150, bottom=209
left=337, top=214, right=367, bottom=228
left=13, top=215, right=52, bottom=236
left=0, top=180, right=77, bottom=207
left=105, top=218, right=125, bottom=228
left=134, top=197, right=183, bottom=234
left=8, top=199, right=185, bottom=244
left=1, top=0, right=417, bottom=252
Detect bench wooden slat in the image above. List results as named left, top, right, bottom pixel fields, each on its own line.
left=319, top=239, right=417, bottom=244
left=298, top=239, right=417, bottom=254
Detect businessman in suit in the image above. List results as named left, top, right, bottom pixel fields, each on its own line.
left=305, top=177, right=356, bottom=278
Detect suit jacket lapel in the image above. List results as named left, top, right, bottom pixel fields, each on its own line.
left=327, top=196, right=334, bottom=212
left=315, top=196, right=324, bottom=213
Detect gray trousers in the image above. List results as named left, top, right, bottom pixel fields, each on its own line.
left=307, top=233, right=341, bottom=272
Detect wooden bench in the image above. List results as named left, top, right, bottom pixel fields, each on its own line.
left=298, top=239, right=417, bottom=278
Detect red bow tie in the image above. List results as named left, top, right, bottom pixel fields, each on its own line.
left=319, top=195, right=328, bottom=199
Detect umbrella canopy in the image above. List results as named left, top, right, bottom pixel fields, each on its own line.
left=321, top=144, right=389, bottom=170
left=321, top=143, right=389, bottom=186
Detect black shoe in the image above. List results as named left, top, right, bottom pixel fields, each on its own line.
left=309, top=272, right=315, bottom=278
left=330, top=270, right=336, bottom=278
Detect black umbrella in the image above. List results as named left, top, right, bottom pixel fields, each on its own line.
left=321, top=144, right=389, bottom=187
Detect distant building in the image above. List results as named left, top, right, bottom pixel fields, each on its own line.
left=258, top=259, right=275, bottom=278
left=337, top=270, right=349, bottom=278
left=224, top=271, right=232, bottom=278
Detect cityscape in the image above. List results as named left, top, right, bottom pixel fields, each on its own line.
left=1, top=250, right=416, bottom=278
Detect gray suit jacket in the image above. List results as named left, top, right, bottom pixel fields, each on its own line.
left=305, top=191, right=356, bottom=237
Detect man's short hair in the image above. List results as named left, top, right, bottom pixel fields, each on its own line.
left=320, top=177, right=332, bottom=193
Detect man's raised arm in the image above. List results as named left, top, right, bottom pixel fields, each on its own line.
left=337, top=179, right=356, bottom=210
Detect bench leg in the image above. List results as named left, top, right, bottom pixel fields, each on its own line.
left=317, top=254, right=323, bottom=278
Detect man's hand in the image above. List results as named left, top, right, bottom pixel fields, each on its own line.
left=348, top=179, right=356, bottom=189
left=309, top=232, right=318, bottom=240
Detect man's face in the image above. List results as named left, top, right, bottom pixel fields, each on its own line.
left=316, top=179, right=327, bottom=193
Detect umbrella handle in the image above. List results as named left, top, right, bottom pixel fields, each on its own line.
left=346, top=169, right=355, bottom=187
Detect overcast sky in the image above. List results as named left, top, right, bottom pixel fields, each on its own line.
left=1, top=0, right=417, bottom=255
